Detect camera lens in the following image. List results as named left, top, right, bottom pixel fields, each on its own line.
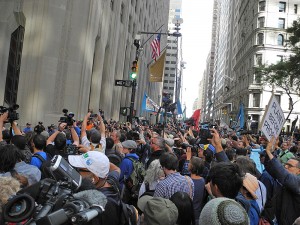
left=3, top=194, right=35, bottom=223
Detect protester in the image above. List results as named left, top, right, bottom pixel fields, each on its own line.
left=139, top=159, right=164, bottom=197
left=154, top=152, right=194, bottom=199
left=199, top=197, right=250, bottom=225
left=170, top=192, right=195, bottom=225
left=264, top=137, right=300, bottom=225
left=68, top=151, right=123, bottom=225
left=137, top=196, right=178, bottom=225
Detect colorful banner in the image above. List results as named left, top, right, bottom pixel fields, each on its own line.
left=149, top=50, right=166, bottom=82
left=142, top=93, right=160, bottom=112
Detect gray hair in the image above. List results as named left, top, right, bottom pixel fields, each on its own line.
left=144, top=159, right=164, bottom=184
left=155, top=137, right=165, bottom=149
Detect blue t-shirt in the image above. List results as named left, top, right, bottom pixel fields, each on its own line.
left=30, top=151, right=48, bottom=169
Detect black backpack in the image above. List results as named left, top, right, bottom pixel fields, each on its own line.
left=108, top=177, right=138, bottom=225
left=32, top=153, right=53, bottom=179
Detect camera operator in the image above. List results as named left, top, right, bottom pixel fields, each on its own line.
left=68, top=151, right=123, bottom=225
left=80, top=112, right=106, bottom=153
left=45, top=122, right=79, bottom=157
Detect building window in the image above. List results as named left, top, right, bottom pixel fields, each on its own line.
left=120, top=3, right=125, bottom=23
left=294, top=4, right=298, bottom=14
left=278, top=18, right=285, bottom=29
left=258, top=17, right=265, bottom=28
left=259, top=1, right=266, bottom=11
left=277, top=55, right=283, bottom=62
left=169, top=80, right=175, bottom=84
left=170, top=74, right=175, bottom=77
left=279, top=2, right=286, bottom=12
left=165, top=74, right=169, bottom=77
left=253, top=93, right=260, bottom=107
left=257, top=33, right=264, bottom=45
left=256, top=54, right=262, bottom=65
left=164, top=80, right=169, bottom=83
left=4, top=26, right=25, bottom=106
left=278, top=34, right=284, bottom=46
left=110, top=0, right=114, bottom=10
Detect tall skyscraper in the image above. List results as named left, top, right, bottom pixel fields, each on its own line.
left=163, top=0, right=183, bottom=102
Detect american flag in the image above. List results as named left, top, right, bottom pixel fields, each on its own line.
left=151, top=34, right=161, bottom=61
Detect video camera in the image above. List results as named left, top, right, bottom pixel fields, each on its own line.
left=2, top=155, right=107, bottom=225
left=0, top=104, right=19, bottom=123
left=59, top=109, right=75, bottom=126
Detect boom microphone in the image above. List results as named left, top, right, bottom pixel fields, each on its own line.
left=71, top=190, right=107, bottom=224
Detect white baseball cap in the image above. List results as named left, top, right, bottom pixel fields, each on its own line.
left=68, top=151, right=109, bottom=178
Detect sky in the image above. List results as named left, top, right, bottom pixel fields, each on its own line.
left=181, top=0, right=214, bottom=117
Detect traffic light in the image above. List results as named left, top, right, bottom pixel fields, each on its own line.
left=130, top=60, right=138, bottom=79
left=120, top=107, right=128, bottom=116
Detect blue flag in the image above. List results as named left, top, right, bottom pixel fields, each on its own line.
left=236, top=103, right=245, bottom=129
left=177, top=101, right=183, bottom=115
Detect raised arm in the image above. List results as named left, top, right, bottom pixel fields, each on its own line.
left=47, top=123, right=66, bottom=145
left=0, top=112, right=8, bottom=142
left=81, top=112, right=91, bottom=139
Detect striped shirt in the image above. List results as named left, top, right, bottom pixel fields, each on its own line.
left=154, top=172, right=194, bottom=199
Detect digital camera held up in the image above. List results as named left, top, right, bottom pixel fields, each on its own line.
left=0, top=104, right=19, bottom=123
left=59, top=109, right=75, bottom=126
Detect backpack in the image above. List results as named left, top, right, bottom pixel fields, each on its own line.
left=32, top=153, right=53, bottom=179
left=108, top=176, right=138, bottom=225
left=124, top=157, right=146, bottom=201
left=140, top=182, right=155, bottom=198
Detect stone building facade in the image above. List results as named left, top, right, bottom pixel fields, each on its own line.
left=203, top=0, right=300, bottom=131
left=0, top=0, right=170, bottom=126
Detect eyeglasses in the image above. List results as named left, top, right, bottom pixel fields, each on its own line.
left=284, top=163, right=297, bottom=169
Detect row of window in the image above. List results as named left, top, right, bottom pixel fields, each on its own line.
left=257, top=33, right=284, bottom=46
left=255, top=53, right=283, bottom=66
left=166, top=53, right=177, bottom=57
left=258, top=17, right=286, bottom=29
left=164, top=74, right=176, bottom=77
left=163, top=86, right=174, bottom=90
left=165, top=67, right=176, bottom=71
left=164, top=80, right=175, bottom=84
left=259, top=1, right=298, bottom=14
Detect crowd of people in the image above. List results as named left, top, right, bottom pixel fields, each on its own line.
left=0, top=110, right=299, bottom=225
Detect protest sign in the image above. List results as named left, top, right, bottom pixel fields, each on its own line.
left=259, top=95, right=285, bottom=141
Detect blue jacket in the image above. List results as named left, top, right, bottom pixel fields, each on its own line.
left=119, top=153, right=139, bottom=188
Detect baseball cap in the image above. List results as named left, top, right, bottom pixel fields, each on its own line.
left=121, top=140, right=137, bottom=149
left=26, top=122, right=31, bottom=125
left=68, top=151, right=109, bottom=178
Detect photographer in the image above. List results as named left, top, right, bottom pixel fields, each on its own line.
left=80, top=112, right=106, bottom=153
left=45, top=122, right=79, bottom=157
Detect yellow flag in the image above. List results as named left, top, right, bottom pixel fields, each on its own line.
left=149, top=50, right=166, bottom=82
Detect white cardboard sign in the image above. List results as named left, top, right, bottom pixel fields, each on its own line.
left=260, top=95, right=285, bottom=141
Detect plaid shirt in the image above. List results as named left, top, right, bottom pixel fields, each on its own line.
left=154, top=172, right=194, bottom=199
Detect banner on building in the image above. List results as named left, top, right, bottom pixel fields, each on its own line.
left=142, top=93, right=160, bottom=112
left=149, top=50, right=166, bottom=82
left=259, top=94, right=285, bottom=141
